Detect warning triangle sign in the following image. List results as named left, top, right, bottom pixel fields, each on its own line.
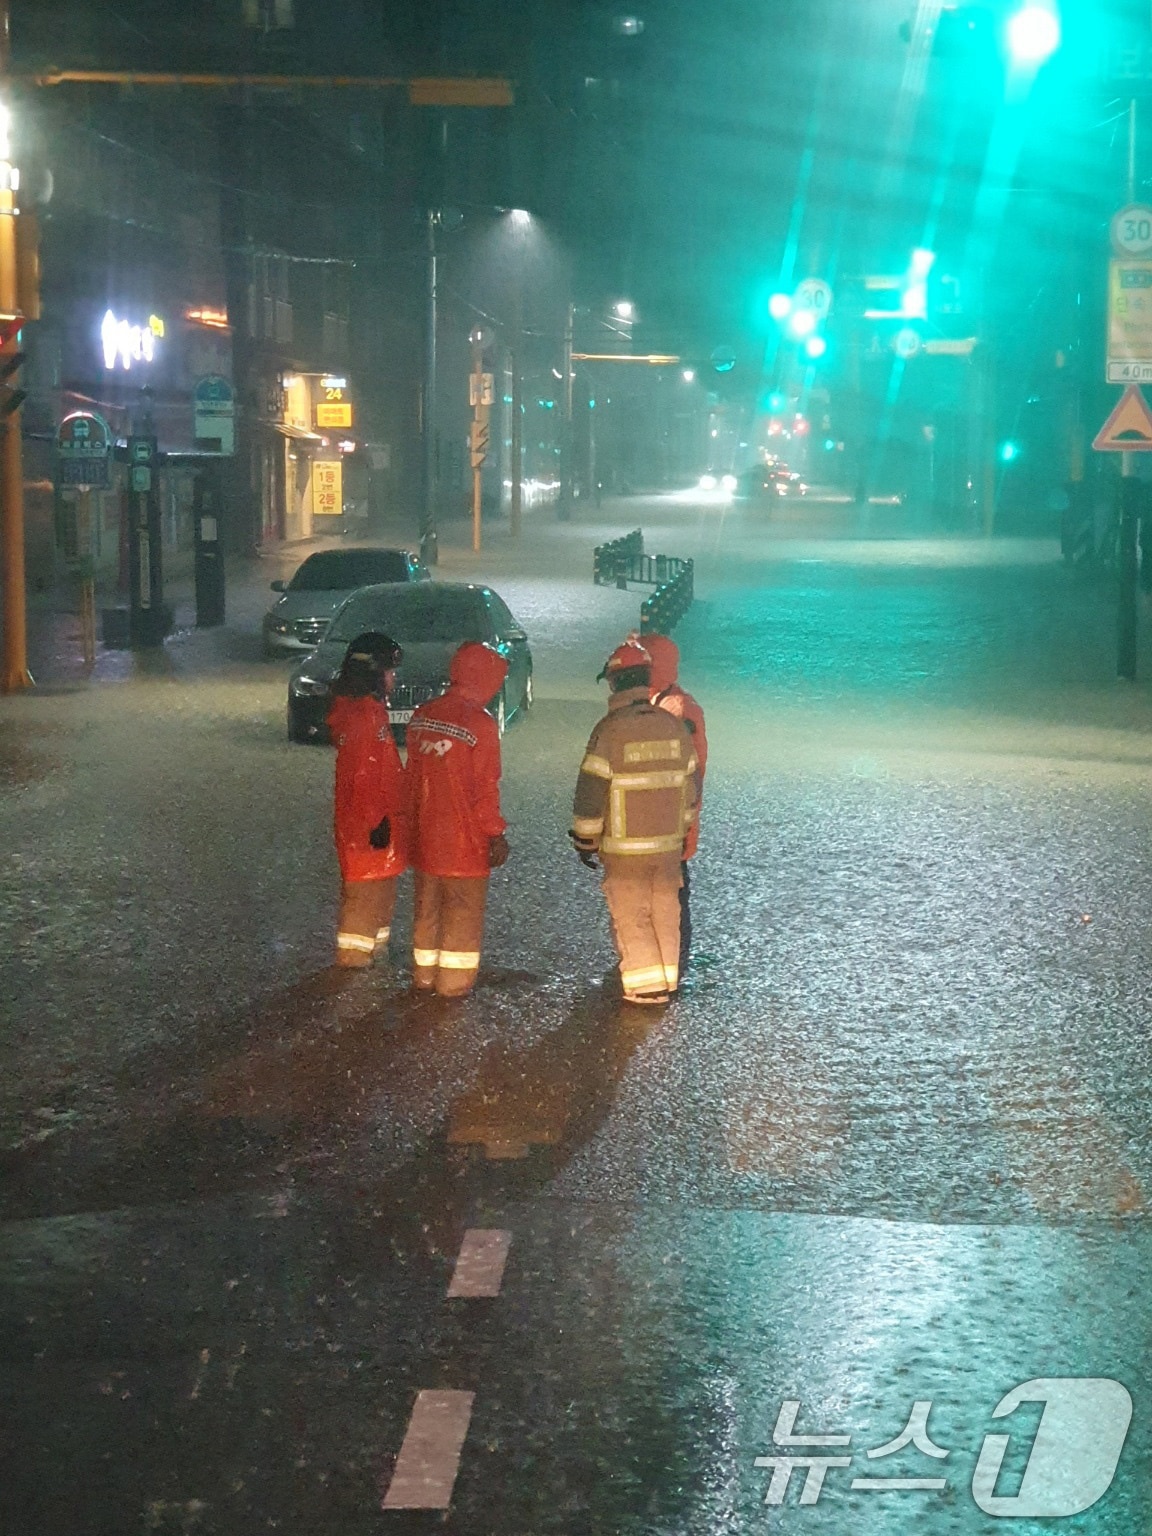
left=1094, top=385, right=1152, bottom=451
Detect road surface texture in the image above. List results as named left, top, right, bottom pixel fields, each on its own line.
left=3, top=492, right=1152, bottom=1534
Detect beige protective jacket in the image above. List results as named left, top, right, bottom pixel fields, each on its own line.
left=571, top=687, right=698, bottom=858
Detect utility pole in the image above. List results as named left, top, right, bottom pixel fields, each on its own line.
left=421, top=208, right=439, bottom=565
left=1118, top=97, right=1140, bottom=680
left=0, top=0, right=28, bottom=692
left=559, top=301, right=574, bottom=520
left=509, top=337, right=522, bottom=537
left=508, top=259, right=523, bottom=538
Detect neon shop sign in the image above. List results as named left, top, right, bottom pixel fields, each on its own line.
left=101, top=309, right=166, bottom=371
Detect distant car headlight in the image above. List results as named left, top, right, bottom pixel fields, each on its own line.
left=292, top=676, right=329, bottom=696
left=721, top=473, right=738, bottom=492
left=699, top=473, right=717, bottom=490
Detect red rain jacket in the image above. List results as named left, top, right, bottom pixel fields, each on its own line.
left=407, top=642, right=509, bottom=878
left=646, top=634, right=707, bottom=859
left=327, top=694, right=409, bottom=882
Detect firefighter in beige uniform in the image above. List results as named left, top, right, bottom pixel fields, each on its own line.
left=570, top=640, right=698, bottom=1004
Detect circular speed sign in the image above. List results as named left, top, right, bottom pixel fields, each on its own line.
left=1111, top=204, right=1152, bottom=257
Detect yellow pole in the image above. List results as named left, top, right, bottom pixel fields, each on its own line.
left=0, top=0, right=28, bottom=692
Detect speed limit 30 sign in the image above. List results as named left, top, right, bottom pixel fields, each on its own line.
left=1112, top=204, right=1152, bottom=258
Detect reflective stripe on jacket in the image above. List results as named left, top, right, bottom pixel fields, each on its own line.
left=571, top=687, right=697, bottom=856
left=328, top=694, right=409, bottom=883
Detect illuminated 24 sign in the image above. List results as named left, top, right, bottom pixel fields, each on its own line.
left=101, top=309, right=165, bottom=371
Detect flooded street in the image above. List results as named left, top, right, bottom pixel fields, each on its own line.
left=4, top=498, right=1152, bottom=1532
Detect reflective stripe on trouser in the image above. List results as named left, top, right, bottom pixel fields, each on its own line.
left=412, top=872, right=489, bottom=996
left=602, top=855, right=682, bottom=998
left=336, top=877, right=399, bottom=967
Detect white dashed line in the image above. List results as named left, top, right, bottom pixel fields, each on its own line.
left=381, top=1389, right=475, bottom=1509
left=447, top=1228, right=512, bottom=1298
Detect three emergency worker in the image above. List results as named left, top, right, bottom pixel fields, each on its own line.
left=326, top=633, right=409, bottom=968
left=570, top=640, right=698, bottom=1004
left=324, top=625, right=703, bottom=1004
left=406, top=641, right=510, bottom=997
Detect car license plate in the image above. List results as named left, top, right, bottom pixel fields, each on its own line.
left=389, top=709, right=414, bottom=725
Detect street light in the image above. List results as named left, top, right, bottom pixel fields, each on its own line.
left=681, top=368, right=695, bottom=383
left=613, top=300, right=635, bottom=320
left=1006, top=4, right=1060, bottom=65
left=768, top=292, right=792, bottom=321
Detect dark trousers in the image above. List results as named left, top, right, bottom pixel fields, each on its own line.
left=678, top=861, right=691, bottom=977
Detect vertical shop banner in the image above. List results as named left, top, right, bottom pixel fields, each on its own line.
left=313, top=460, right=343, bottom=516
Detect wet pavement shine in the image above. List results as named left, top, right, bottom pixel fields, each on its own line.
left=3, top=495, right=1152, bottom=1533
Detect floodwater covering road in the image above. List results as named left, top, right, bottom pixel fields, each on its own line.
left=3, top=493, right=1152, bottom=1533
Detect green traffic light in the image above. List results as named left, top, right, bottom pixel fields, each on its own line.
left=1007, top=4, right=1060, bottom=64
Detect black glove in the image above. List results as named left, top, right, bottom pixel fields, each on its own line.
left=368, top=816, right=391, bottom=850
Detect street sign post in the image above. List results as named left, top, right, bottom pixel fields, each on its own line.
left=1111, top=204, right=1152, bottom=257
left=54, top=410, right=111, bottom=488
left=469, top=350, right=493, bottom=552
left=193, top=374, right=235, bottom=454
left=1106, top=259, right=1152, bottom=382
left=793, top=278, right=832, bottom=322
left=1093, top=384, right=1152, bottom=451
left=54, top=411, right=112, bottom=667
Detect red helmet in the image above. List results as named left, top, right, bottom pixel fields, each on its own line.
left=597, top=639, right=652, bottom=682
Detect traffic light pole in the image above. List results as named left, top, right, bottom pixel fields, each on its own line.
left=0, top=0, right=28, bottom=691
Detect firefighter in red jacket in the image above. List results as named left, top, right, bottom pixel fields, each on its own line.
left=643, top=633, right=707, bottom=974
left=406, top=641, right=510, bottom=997
left=326, top=632, right=409, bottom=968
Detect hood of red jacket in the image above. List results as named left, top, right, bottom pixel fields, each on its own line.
left=449, top=641, right=509, bottom=703
left=645, top=634, right=680, bottom=695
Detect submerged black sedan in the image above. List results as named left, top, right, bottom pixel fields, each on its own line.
left=287, top=581, right=533, bottom=744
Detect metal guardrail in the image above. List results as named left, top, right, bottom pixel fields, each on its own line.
left=593, top=528, right=644, bottom=589
left=593, top=528, right=695, bottom=634
left=641, top=560, right=694, bottom=636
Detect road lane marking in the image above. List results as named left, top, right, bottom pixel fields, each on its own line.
left=448, top=1228, right=512, bottom=1298
left=381, top=1389, right=475, bottom=1509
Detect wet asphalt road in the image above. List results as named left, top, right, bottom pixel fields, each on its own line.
left=3, top=494, right=1152, bottom=1533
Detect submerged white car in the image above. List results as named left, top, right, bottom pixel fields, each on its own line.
left=263, top=547, right=431, bottom=656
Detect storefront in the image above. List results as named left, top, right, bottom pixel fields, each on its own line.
left=254, top=370, right=359, bottom=544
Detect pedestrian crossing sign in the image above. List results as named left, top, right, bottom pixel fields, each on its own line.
left=1093, top=384, right=1152, bottom=451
